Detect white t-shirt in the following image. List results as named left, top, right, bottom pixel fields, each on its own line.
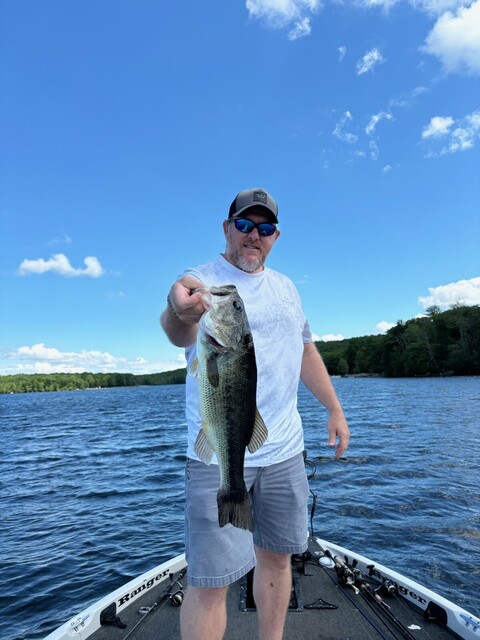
left=183, top=254, right=313, bottom=467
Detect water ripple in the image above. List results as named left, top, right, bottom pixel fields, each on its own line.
left=1, top=378, right=479, bottom=640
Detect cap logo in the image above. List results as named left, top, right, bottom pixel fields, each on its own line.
left=253, top=191, right=267, bottom=203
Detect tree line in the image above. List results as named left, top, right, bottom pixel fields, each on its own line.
left=1, top=305, right=478, bottom=394
left=318, top=305, right=480, bottom=377
left=0, top=368, right=186, bottom=394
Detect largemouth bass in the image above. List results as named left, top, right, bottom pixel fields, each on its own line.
left=189, top=284, right=268, bottom=531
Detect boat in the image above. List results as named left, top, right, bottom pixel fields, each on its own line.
left=43, top=534, right=479, bottom=640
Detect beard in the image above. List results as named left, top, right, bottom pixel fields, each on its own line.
left=224, top=238, right=266, bottom=273
left=232, top=252, right=265, bottom=272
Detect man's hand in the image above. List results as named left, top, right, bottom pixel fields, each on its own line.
left=168, top=276, right=208, bottom=325
left=327, top=411, right=350, bottom=460
left=161, top=276, right=209, bottom=347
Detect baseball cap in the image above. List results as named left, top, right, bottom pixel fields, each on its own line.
left=228, top=188, right=278, bottom=224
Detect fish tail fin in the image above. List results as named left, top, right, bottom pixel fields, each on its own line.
left=217, top=489, right=253, bottom=532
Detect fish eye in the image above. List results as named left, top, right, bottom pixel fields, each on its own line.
left=232, top=300, right=242, bottom=311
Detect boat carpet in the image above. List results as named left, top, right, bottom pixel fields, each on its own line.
left=89, top=549, right=456, bottom=640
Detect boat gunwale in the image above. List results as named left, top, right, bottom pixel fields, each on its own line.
left=313, top=537, right=480, bottom=640
left=43, top=554, right=187, bottom=640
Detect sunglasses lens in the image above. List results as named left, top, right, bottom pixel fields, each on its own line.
left=258, top=224, right=275, bottom=236
left=233, top=219, right=276, bottom=236
left=234, top=219, right=255, bottom=233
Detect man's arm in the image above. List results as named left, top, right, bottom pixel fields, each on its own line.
left=300, top=341, right=350, bottom=459
left=160, top=276, right=207, bottom=347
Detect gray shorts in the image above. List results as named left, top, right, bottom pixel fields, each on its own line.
left=184, top=452, right=309, bottom=588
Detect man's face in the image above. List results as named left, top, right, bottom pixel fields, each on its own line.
left=223, top=212, right=280, bottom=274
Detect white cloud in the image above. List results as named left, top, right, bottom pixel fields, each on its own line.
left=320, top=333, right=345, bottom=341
left=409, top=0, right=465, bottom=14
left=332, top=111, right=358, bottom=143
left=288, top=16, right=312, bottom=39
left=18, top=253, right=105, bottom=278
left=422, top=115, right=454, bottom=138
left=4, top=343, right=186, bottom=375
left=356, top=48, right=385, bottom=74
left=423, top=1, right=480, bottom=75
left=389, top=85, right=429, bottom=109
left=352, top=0, right=400, bottom=9
left=422, top=110, right=480, bottom=155
left=246, top=0, right=320, bottom=37
left=418, top=277, right=480, bottom=309
left=366, top=111, right=393, bottom=135
left=353, top=0, right=465, bottom=14
left=375, top=320, right=396, bottom=334
left=47, top=234, right=72, bottom=246
left=369, top=139, right=379, bottom=160
left=338, top=45, right=347, bottom=61
left=382, top=164, right=392, bottom=173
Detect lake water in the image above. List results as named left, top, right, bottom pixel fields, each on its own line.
left=1, top=377, right=479, bottom=640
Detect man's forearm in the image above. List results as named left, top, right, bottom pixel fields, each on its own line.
left=300, top=342, right=344, bottom=415
left=160, top=305, right=198, bottom=347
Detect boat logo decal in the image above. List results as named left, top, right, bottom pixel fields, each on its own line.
left=117, top=568, right=172, bottom=607
left=460, top=613, right=480, bottom=632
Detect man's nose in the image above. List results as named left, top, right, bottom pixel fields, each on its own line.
left=246, top=226, right=260, bottom=239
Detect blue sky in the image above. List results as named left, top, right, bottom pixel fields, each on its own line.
left=1, top=0, right=479, bottom=375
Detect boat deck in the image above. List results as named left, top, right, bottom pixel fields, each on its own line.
left=89, top=539, right=458, bottom=640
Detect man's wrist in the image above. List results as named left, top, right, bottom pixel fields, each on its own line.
left=167, top=293, right=179, bottom=318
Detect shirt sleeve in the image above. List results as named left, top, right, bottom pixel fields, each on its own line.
left=303, top=319, right=313, bottom=343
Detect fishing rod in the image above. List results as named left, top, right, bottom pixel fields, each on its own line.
left=356, top=579, right=418, bottom=640
left=122, top=568, right=187, bottom=640
left=321, top=547, right=417, bottom=640
left=305, top=459, right=419, bottom=639
left=307, top=532, right=392, bottom=640
left=306, top=462, right=414, bottom=639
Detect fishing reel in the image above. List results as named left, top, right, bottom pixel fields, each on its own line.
left=336, top=563, right=359, bottom=592
left=169, top=579, right=185, bottom=607
left=323, top=549, right=360, bottom=594
left=376, top=579, right=397, bottom=598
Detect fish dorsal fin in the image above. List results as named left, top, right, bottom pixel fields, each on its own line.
left=194, top=427, right=214, bottom=465
left=247, top=410, right=268, bottom=453
left=189, top=357, right=199, bottom=377
left=206, top=353, right=219, bottom=387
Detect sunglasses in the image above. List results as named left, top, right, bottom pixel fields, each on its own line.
left=232, top=218, right=277, bottom=237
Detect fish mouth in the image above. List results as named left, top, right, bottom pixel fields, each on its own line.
left=199, top=316, right=228, bottom=350
left=205, top=333, right=226, bottom=349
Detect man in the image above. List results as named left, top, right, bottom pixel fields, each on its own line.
left=161, top=188, right=350, bottom=640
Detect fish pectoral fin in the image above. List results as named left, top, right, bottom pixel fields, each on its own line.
left=189, top=357, right=199, bottom=377
left=247, top=410, right=268, bottom=453
left=206, top=353, right=220, bottom=387
left=194, top=427, right=214, bottom=464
